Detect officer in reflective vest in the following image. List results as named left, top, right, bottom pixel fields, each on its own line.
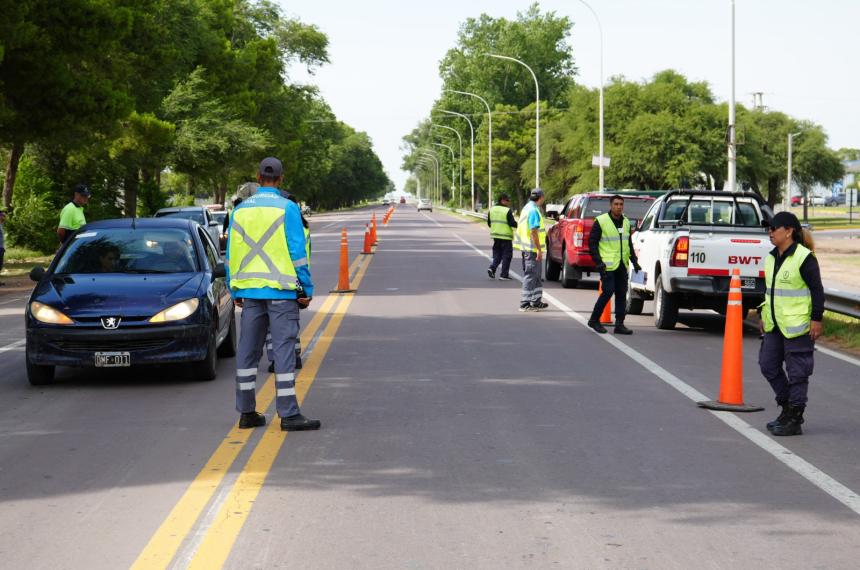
left=487, top=193, right=517, bottom=280
left=513, top=188, right=548, bottom=312
left=227, top=157, right=320, bottom=432
left=758, top=211, right=824, bottom=436
left=587, top=195, right=641, bottom=334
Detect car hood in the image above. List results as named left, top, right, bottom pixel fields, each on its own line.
left=32, top=273, right=204, bottom=319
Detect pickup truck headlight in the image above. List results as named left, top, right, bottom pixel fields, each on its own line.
left=30, top=301, right=74, bottom=325
left=149, top=298, right=199, bottom=323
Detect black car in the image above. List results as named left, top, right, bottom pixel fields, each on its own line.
left=25, top=218, right=236, bottom=385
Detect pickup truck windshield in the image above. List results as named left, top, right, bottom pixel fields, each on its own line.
left=583, top=198, right=652, bottom=220
left=661, top=198, right=761, bottom=227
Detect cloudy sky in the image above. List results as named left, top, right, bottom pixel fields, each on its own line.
left=283, top=0, right=859, bottom=190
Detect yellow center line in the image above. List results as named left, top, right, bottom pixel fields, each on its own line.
left=186, top=254, right=374, bottom=570
left=130, top=254, right=365, bottom=570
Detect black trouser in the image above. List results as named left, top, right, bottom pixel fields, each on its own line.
left=759, top=331, right=814, bottom=407
left=589, top=266, right=627, bottom=324
left=0, top=248, right=4, bottom=280
left=489, top=239, right=513, bottom=277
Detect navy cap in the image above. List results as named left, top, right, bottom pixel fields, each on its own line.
left=529, top=188, right=545, bottom=200
left=259, top=157, right=283, bottom=178
left=769, top=211, right=801, bottom=231
left=73, top=184, right=91, bottom=197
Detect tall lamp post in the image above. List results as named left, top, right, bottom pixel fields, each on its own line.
left=575, top=0, right=606, bottom=192
left=484, top=53, right=540, bottom=189
left=785, top=131, right=802, bottom=212
left=727, top=0, right=737, bottom=192
left=447, top=89, right=493, bottom=207
left=432, top=123, right=463, bottom=208
left=437, top=110, right=475, bottom=210
left=417, top=160, right=436, bottom=202
left=433, top=142, right=457, bottom=202
left=419, top=151, right=441, bottom=202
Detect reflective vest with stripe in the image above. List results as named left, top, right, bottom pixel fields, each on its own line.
left=595, top=213, right=630, bottom=272
left=513, top=202, right=546, bottom=252
left=228, top=203, right=298, bottom=291
left=489, top=205, right=514, bottom=240
left=761, top=244, right=813, bottom=338
left=304, top=226, right=311, bottom=265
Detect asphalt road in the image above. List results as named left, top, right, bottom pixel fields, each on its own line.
left=2, top=205, right=860, bottom=569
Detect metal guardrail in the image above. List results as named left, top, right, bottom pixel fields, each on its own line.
left=455, top=208, right=488, bottom=220
left=824, top=289, right=860, bottom=319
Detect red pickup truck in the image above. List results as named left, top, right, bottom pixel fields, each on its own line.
left=545, top=192, right=656, bottom=288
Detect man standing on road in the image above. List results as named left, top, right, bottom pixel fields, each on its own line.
left=487, top=193, right=517, bottom=281
left=57, top=184, right=91, bottom=245
left=513, top=189, right=548, bottom=312
left=227, top=157, right=320, bottom=432
left=587, top=195, right=641, bottom=334
left=0, top=210, right=6, bottom=286
left=758, top=212, right=824, bottom=437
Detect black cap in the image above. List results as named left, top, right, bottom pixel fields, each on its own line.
left=769, top=211, right=801, bottom=231
left=259, top=157, right=283, bottom=178
left=73, top=184, right=91, bottom=197
left=529, top=188, right=544, bottom=200
left=498, top=193, right=510, bottom=202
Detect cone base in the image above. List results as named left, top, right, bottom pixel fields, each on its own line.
left=697, top=400, right=764, bottom=412
left=330, top=289, right=356, bottom=294
left=360, top=252, right=375, bottom=255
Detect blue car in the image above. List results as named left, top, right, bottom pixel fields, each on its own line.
left=25, top=218, right=236, bottom=385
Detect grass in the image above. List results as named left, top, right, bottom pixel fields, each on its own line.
left=1, top=246, right=53, bottom=279
left=822, top=311, right=860, bottom=352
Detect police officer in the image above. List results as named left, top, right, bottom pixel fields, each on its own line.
left=758, top=211, right=824, bottom=437
left=587, top=195, right=641, bottom=334
left=487, top=193, right=517, bottom=281
left=57, top=184, right=91, bottom=244
left=513, top=189, right=548, bottom=312
left=227, top=157, right=319, bottom=432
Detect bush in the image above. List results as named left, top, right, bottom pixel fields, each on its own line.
left=6, top=157, right=59, bottom=253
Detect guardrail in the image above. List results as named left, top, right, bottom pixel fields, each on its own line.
left=824, top=289, right=860, bottom=319
left=455, top=208, right=488, bottom=220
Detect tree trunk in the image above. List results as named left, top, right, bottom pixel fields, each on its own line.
left=218, top=180, right=228, bottom=206
left=123, top=171, right=139, bottom=218
left=3, top=142, right=24, bottom=209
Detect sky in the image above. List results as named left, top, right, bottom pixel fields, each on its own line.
left=282, top=0, right=859, bottom=191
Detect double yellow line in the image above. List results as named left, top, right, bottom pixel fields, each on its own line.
left=132, top=253, right=372, bottom=569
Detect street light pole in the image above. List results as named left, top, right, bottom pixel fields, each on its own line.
left=432, top=123, right=463, bottom=208
left=786, top=131, right=802, bottom=212
left=437, top=110, right=475, bottom=210
left=727, top=0, right=737, bottom=193
left=576, top=0, right=605, bottom=192
left=484, top=53, right=540, bottom=189
left=446, top=89, right=493, bottom=207
left=433, top=142, right=457, bottom=202
left=419, top=150, right=441, bottom=203
left=417, top=160, right=437, bottom=202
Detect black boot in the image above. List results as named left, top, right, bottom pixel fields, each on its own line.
left=239, top=411, right=266, bottom=429
left=766, top=402, right=789, bottom=432
left=772, top=404, right=804, bottom=436
left=267, top=361, right=275, bottom=373
left=588, top=320, right=608, bottom=334
left=614, top=323, right=633, bottom=335
left=281, top=413, right=321, bottom=431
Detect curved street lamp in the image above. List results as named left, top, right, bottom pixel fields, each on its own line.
left=418, top=151, right=441, bottom=202
left=416, top=160, right=436, bottom=202
left=446, top=89, right=493, bottom=207
left=436, top=110, right=475, bottom=210
left=483, top=53, right=540, bottom=189
left=433, top=142, right=457, bottom=204
left=431, top=123, right=463, bottom=208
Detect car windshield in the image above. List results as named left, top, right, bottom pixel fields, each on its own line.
left=211, top=212, right=227, bottom=225
left=155, top=210, right=205, bottom=225
left=54, top=228, right=198, bottom=274
left=582, top=198, right=652, bottom=220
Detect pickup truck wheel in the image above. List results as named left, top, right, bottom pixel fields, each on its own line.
left=560, top=249, right=579, bottom=289
left=626, top=273, right=644, bottom=315
left=545, top=244, right=561, bottom=281
left=654, top=277, right=678, bottom=330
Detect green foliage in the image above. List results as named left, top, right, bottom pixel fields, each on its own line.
left=5, top=156, right=56, bottom=252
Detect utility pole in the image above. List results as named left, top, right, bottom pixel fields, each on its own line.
left=727, top=0, right=737, bottom=193
left=785, top=132, right=801, bottom=212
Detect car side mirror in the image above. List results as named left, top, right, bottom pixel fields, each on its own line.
left=212, top=262, right=226, bottom=279
left=30, top=266, right=46, bottom=282
left=546, top=211, right=559, bottom=221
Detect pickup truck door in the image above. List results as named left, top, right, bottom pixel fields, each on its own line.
left=632, top=203, right=659, bottom=291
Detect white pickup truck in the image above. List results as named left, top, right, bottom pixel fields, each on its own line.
left=627, top=190, right=774, bottom=329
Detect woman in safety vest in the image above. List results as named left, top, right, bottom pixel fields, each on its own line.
left=758, top=211, right=824, bottom=436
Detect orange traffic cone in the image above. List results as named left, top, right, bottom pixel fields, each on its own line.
left=599, top=281, right=613, bottom=324
left=330, top=228, right=356, bottom=293
left=361, top=223, right=374, bottom=255
left=697, top=268, right=763, bottom=412
left=370, top=213, right=378, bottom=245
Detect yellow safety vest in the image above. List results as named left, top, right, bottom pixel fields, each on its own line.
left=304, top=226, right=311, bottom=266
left=228, top=204, right=299, bottom=291
left=595, top=213, right=630, bottom=271
left=761, top=244, right=813, bottom=338
left=513, top=202, right=546, bottom=252
left=489, top=205, right=514, bottom=240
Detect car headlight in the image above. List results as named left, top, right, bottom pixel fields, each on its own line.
left=30, top=301, right=74, bottom=325
left=149, top=298, right=200, bottom=323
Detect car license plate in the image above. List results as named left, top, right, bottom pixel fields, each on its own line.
left=95, top=352, right=131, bottom=367
left=741, top=277, right=757, bottom=290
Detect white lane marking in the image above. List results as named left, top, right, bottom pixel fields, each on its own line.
left=0, top=295, right=28, bottom=306
left=0, top=339, right=26, bottom=353
left=817, top=345, right=860, bottom=369
left=447, top=225, right=860, bottom=518
left=0, top=307, right=25, bottom=317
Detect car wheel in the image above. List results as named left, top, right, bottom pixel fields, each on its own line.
left=560, top=248, right=578, bottom=289
left=545, top=241, right=561, bottom=281
left=217, top=311, right=237, bottom=358
left=26, top=349, right=55, bottom=386
left=192, top=326, right=218, bottom=381
left=654, top=276, right=678, bottom=330
left=626, top=271, right=644, bottom=316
